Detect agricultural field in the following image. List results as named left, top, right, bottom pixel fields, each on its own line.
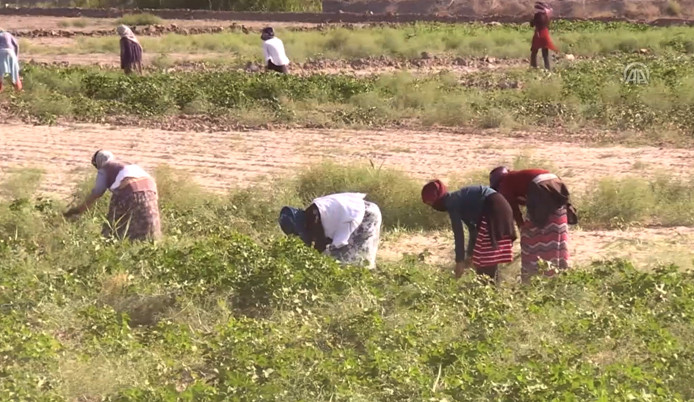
left=3, top=14, right=694, bottom=400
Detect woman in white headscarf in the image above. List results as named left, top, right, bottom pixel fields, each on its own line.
left=0, top=28, right=21, bottom=91
left=117, top=25, right=143, bottom=75
left=298, top=193, right=382, bottom=269
left=64, top=150, right=161, bottom=241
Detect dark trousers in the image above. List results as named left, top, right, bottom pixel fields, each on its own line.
left=530, top=48, right=550, bottom=70
left=266, top=61, right=289, bottom=74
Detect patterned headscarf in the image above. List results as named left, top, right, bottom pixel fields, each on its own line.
left=91, top=150, right=114, bottom=169
left=117, top=25, right=140, bottom=45
left=489, top=166, right=510, bottom=190
left=279, top=206, right=310, bottom=244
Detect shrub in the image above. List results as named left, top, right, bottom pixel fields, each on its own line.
left=294, top=162, right=447, bottom=230
left=116, top=13, right=163, bottom=27
left=666, top=0, right=682, bottom=16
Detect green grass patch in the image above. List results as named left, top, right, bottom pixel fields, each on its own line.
left=116, top=13, right=163, bottom=27
left=1, top=165, right=694, bottom=399
left=21, top=21, right=694, bottom=60
left=7, top=56, right=694, bottom=138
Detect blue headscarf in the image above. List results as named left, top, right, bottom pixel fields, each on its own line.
left=279, top=206, right=310, bottom=244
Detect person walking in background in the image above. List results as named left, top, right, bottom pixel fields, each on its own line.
left=422, top=180, right=517, bottom=284
left=280, top=193, right=382, bottom=269
left=117, top=25, right=143, bottom=75
left=0, top=28, right=21, bottom=92
left=489, top=167, right=576, bottom=283
left=261, top=27, right=290, bottom=74
left=64, top=150, right=161, bottom=241
left=530, top=1, right=557, bottom=70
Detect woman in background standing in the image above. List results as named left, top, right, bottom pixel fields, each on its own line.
left=0, top=28, right=21, bottom=91
left=530, top=1, right=557, bottom=70
left=117, top=25, right=143, bottom=75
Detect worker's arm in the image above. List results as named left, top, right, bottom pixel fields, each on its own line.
left=64, top=171, right=107, bottom=217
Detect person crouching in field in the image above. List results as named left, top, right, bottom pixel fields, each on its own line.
left=422, top=180, right=517, bottom=284
left=64, top=150, right=161, bottom=241
left=0, top=28, right=22, bottom=91
left=530, top=2, right=557, bottom=70
left=261, top=27, right=290, bottom=74
left=279, top=193, right=382, bottom=269
left=489, top=167, right=577, bottom=283
left=117, top=25, right=143, bottom=75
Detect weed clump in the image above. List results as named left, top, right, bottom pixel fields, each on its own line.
left=116, top=13, right=163, bottom=27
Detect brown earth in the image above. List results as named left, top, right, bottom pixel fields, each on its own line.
left=1, top=121, right=692, bottom=268
left=1, top=122, right=691, bottom=196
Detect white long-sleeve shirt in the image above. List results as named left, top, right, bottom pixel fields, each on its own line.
left=312, top=193, right=366, bottom=248
left=262, top=37, right=290, bottom=66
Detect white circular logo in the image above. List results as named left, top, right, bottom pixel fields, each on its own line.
left=624, top=62, right=650, bottom=85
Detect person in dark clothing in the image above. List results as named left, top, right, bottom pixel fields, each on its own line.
left=422, top=180, right=517, bottom=284
left=490, top=167, right=576, bottom=283
left=117, top=25, right=143, bottom=75
left=530, top=2, right=557, bottom=70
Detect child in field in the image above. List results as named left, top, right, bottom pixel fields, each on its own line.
left=261, top=27, right=290, bottom=74
left=530, top=2, right=557, bottom=70
left=117, top=25, right=143, bottom=75
left=0, top=28, right=22, bottom=91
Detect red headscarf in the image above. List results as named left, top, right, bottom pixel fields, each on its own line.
left=421, top=179, right=448, bottom=205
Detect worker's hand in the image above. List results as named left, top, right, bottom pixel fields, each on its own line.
left=63, top=207, right=81, bottom=219
left=454, top=260, right=472, bottom=279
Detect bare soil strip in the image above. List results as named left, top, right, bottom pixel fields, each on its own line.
left=1, top=122, right=691, bottom=196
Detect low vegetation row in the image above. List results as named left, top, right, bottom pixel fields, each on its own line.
left=21, top=21, right=694, bottom=61
left=6, top=59, right=694, bottom=141
left=1, top=164, right=694, bottom=400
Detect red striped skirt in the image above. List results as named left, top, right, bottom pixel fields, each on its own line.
left=531, top=28, right=557, bottom=52
left=521, top=207, right=570, bottom=280
left=472, top=217, right=514, bottom=269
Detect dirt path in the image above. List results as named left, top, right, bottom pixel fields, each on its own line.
left=1, top=121, right=692, bottom=268
left=379, top=226, right=694, bottom=271
left=1, top=122, right=692, bottom=195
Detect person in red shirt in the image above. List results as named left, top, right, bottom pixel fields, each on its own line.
left=489, top=166, right=576, bottom=283
left=530, top=2, right=557, bottom=70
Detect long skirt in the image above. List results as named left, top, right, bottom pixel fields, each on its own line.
left=328, top=201, right=382, bottom=269
left=472, top=217, right=514, bottom=269
left=0, top=48, right=20, bottom=85
left=102, top=189, right=161, bottom=241
left=521, top=206, right=570, bottom=282
left=531, top=28, right=557, bottom=52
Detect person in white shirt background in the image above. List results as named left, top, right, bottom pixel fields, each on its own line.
left=261, top=27, right=290, bottom=74
left=278, top=193, right=383, bottom=269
